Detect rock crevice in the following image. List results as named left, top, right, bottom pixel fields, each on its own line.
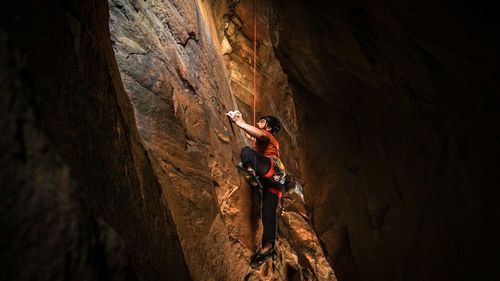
left=1, top=0, right=499, bottom=281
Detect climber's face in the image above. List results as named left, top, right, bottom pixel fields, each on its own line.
left=257, top=119, right=271, bottom=131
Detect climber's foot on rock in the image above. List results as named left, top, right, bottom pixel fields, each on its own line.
left=250, top=247, right=274, bottom=269
left=236, top=163, right=262, bottom=190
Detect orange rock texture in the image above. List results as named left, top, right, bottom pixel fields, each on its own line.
left=109, top=0, right=333, bottom=280
left=1, top=0, right=499, bottom=281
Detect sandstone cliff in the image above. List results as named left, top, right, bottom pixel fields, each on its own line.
left=1, top=0, right=499, bottom=281
left=269, top=1, right=500, bottom=280
left=108, top=0, right=333, bottom=279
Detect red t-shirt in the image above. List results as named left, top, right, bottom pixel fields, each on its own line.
left=254, top=130, right=280, bottom=159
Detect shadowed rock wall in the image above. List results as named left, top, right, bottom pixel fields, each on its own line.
left=2, top=0, right=499, bottom=280
left=0, top=29, right=137, bottom=281
left=1, top=0, right=190, bottom=280
left=270, top=1, right=500, bottom=281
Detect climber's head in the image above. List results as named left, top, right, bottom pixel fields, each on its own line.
left=257, top=115, right=281, bottom=136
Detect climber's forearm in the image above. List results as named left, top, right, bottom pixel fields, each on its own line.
left=235, top=120, right=266, bottom=140
left=244, top=132, right=254, bottom=141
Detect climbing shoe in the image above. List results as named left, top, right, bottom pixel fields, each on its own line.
left=250, top=247, right=275, bottom=269
left=236, top=163, right=262, bottom=190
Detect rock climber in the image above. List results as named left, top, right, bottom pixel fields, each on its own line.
left=228, top=111, right=288, bottom=267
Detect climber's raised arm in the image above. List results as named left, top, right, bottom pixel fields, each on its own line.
left=230, top=112, right=268, bottom=141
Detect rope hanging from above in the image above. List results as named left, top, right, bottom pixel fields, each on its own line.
left=253, top=0, right=257, bottom=126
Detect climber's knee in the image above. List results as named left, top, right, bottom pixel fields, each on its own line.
left=241, top=146, right=253, bottom=155
left=240, top=146, right=254, bottom=160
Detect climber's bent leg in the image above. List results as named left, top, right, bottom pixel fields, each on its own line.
left=240, top=146, right=271, bottom=177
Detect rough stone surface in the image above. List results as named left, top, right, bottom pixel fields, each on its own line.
left=109, top=0, right=333, bottom=280
left=2, top=0, right=499, bottom=281
left=270, top=1, right=500, bottom=280
left=0, top=29, right=137, bottom=281
left=1, top=0, right=190, bottom=280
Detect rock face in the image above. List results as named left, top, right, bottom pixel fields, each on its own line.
left=108, top=0, right=333, bottom=280
left=1, top=0, right=189, bottom=280
left=1, top=0, right=499, bottom=281
left=3, top=0, right=334, bottom=280
left=269, top=1, right=500, bottom=281
left=0, top=13, right=137, bottom=281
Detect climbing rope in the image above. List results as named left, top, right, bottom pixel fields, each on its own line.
left=253, top=0, right=257, bottom=126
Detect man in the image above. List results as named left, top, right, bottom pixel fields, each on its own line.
left=229, top=112, right=286, bottom=267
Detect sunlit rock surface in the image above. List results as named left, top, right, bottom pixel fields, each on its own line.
left=108, top=0, right=333, bottom=280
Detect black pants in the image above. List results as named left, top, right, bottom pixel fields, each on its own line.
left=240, top=146, right=284, bottom=247
left=261, top=189, right=279, bottom=246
